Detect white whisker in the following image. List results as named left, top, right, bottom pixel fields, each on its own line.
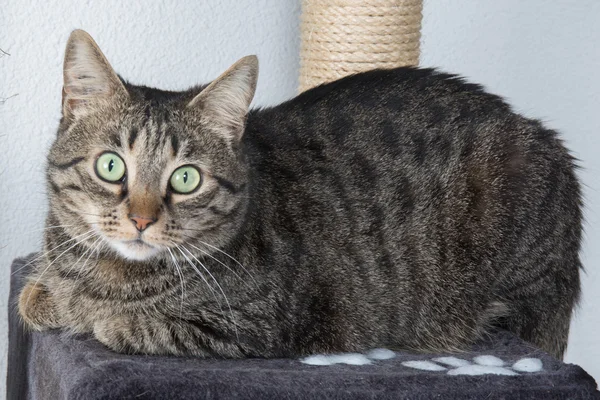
left=177, top=244, right=239, bottom=341
left=64, top=235, right=98, bottom=277
left=172, top=243, right=222, bottom=311
left=13, top=229, right=100, bottom=276
left=15, top=224, right=77, bottom=237
left=185, top=242, right=250, bottom=287
left=166, top=247, right=186, bottom=319
left=194, top=239, right=258, bottom=286
left=74, top=211, right=103, bottom=218
left=75, top=236, right=104, bottom=282
left=25, top=230, right=97, bottom=307
left=67, top=235, right=102, bottom=286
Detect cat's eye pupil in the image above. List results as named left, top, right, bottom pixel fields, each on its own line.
left=95, top=152, right=126, bottom=183
left=170, top=166, right=201, bottom=194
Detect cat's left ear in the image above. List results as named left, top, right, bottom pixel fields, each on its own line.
left=62, top=30, right=128, bottom=119
left=187, top=55, right=258, bottom=142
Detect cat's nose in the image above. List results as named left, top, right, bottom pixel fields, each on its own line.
left=128, top=215, right=156, bottom=232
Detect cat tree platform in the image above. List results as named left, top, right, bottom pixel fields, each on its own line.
left=7, top=256, right=600, bottom=400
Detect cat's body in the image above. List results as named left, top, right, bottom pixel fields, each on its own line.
left=19, top=30, right=582, bottom=360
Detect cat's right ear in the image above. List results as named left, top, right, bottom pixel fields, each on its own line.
left=62, top=30, right=128, bottom=119
left=186, top=56, right=258, bottom=143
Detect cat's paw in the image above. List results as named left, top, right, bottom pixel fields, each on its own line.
left=18, top=282, right=61, bottom=331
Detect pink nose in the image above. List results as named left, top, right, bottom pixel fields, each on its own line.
left=128, top=215, right=156, bottom=232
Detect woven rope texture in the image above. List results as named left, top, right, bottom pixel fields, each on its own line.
left=299, top=0, right=423, bottom=92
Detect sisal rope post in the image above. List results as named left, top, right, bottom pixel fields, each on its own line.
left=299, top=0, right=423, bottom=92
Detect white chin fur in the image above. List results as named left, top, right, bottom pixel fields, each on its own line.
left=110, top=241, right=162, bottom=261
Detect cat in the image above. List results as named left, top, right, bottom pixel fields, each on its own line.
left=18, top=29, right=582, bottom=360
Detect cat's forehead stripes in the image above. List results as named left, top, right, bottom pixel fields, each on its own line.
left=113, top=112, right=188, bottom=194
left=128, top=127, right=139, bottom=150
left=170, top=134, right=179, bottom=156
left=127, top=110, right=180, bottom=157
left=108, top=132, right=122, bottom=148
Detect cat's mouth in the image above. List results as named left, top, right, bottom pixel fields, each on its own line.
left=127, top=239, right=152, bottom=247
left=111, top=238, right=162, bottom=261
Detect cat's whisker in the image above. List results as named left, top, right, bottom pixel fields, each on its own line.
left=15, top=224, right=77, bottom=236
left=12, top=229, right=101, bottom=276
left=73, top=211, right=104, bottom=218
left=6, top=222, right=101, bottom=243
left=75, top=236, right=104, bottom=282
left=193, top=238, right=257, bottom=287
left=179, top=233, right=256, bottom=285
left=166, top=247, right=186, bottom=320
left=177, top=244, right=239, bottom=341
left=25, top=230, right=97, bottom=308
left=64, top=238, right=96, bottom=276
left=66, top=235, right=102, bottom=283
left=2, top=226, right=69, bottom=243
left=171, top=243, right=223, bottom=311
left=184, top=242, right=256, bottom=289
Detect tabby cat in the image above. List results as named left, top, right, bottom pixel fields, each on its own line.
left=19, top=29, right=582, bottom=360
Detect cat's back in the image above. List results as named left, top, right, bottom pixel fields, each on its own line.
left=245, top=66, right=562, bottom=169
left=243, top=66, right=580, bottom=283
left=245, top=66, right=573, bottom=190
left=243, top=67, right=581, bottom=358
left=247, top=67, right=511, bottom=146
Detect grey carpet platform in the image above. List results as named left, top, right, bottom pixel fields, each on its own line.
left=7, top=256, right=599, bottom=399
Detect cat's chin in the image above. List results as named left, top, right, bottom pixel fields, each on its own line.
left=110, top=240, right=162, bottom=261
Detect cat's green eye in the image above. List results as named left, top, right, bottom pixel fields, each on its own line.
left=170, top=166, right=202, bottom=194
left=95, top=152, right=126, bottom=183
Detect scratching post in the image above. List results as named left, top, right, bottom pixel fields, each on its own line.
left=299, top=0, right=423, bottom=92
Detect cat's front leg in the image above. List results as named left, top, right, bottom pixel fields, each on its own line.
left=18, top=282, right=62, bottom=331
left=93, top=313, right=242, bottom=357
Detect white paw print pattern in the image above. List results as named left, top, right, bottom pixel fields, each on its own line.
left=300, top=350, right=543, bottom=376
left=301, top=348, right=396, bottom=366
left=402, top=355, right=543, bottom=375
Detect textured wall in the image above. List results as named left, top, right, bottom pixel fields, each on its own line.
left=2, top=0, right=599, bottom=396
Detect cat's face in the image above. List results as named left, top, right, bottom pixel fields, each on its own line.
left=47, top=30, right=257, bottom=261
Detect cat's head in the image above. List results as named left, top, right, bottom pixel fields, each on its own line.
left=47, top=30, right=258, bottom=261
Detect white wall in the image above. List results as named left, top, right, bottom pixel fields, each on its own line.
left=1, top=0, right=598, bottom=395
